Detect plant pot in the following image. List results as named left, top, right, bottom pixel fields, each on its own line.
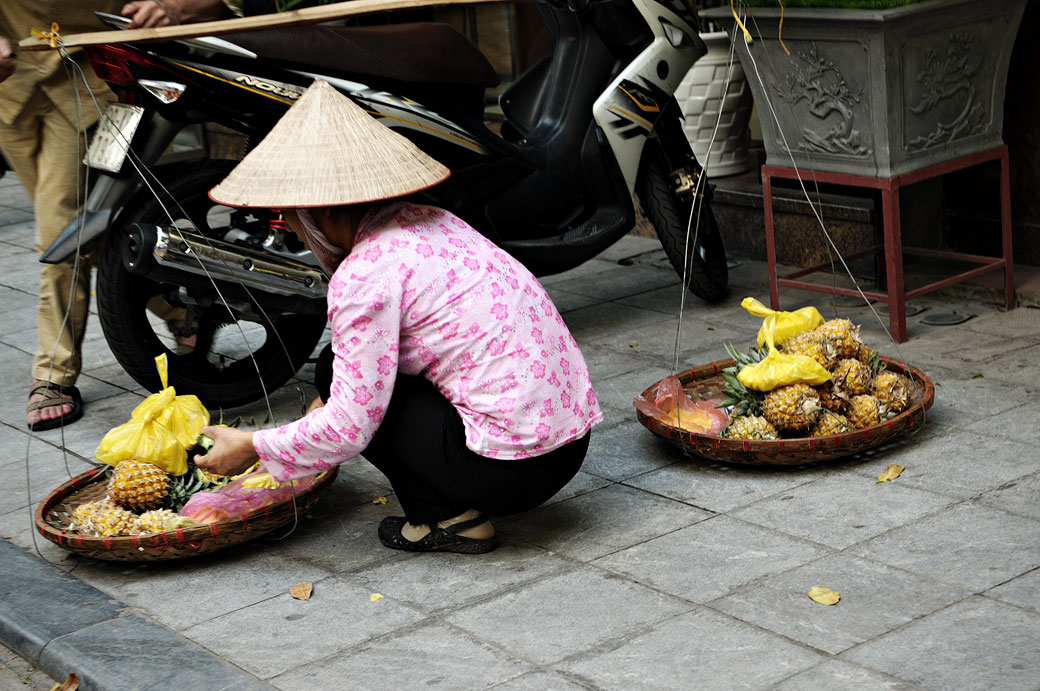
left=676, top=31, right=754, bottom=177
left=701, top=0, right=1026, bottom=178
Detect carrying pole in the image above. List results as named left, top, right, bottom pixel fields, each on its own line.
left=18, top=0, right=513, bottom=51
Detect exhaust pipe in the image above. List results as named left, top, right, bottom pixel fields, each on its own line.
left=123, top=223, right=328, bottom=307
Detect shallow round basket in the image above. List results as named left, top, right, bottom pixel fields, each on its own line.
left=34, top=466, right=338, bottom=561
left=636, top=358, right=934, bottom=466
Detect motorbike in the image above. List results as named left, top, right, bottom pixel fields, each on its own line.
left=43, top=0, right=728, bottom=408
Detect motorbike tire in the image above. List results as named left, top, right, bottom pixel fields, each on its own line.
left=95, top=159, right=327, bottom=409
left=636, top=141, right=728, bottom=303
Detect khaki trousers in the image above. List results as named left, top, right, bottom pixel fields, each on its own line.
left=0, top=89, right=94, bottom=388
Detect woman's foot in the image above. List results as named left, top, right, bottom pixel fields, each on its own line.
left=26, top=380, right=83, bottom=431
left=379, top=509, right=498, bottom=554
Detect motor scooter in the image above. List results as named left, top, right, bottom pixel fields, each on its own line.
left=44, top=0, right=728, bottom=407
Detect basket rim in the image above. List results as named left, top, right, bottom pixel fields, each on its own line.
left=34, top=464, right=338, bottom=554
left=636, top=357, right=934, bottom=464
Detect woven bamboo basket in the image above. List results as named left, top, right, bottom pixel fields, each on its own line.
left=636, top=358, right=934, bottom=466
left=34, top=466, right=338, bottom=561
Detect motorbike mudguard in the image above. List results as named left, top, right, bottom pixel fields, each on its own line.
left=40, top=112, right=185, bottom=265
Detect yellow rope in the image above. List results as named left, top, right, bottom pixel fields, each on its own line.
left=730, top=0, right=753, bottom=45
left=729, top=2, right=791, bottom=56
left=777, top=0, right=790, bottom=55
left=30, top=22, right=61, bottom=49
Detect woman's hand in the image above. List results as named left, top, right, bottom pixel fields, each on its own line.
left=0, top=38, right=15, bottom=83
left=121, top=0, right=229, bottom=29
left=195, top=425, right=259, bottom=477
left=306, top=396, right=324, bottom=415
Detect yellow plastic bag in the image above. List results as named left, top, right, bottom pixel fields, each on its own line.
left=95, top=354, right=209, bottom=476
left=139, top=354, right=210, bottom=450
left=738, top=314, right=831, bottom=392
left=741, top=297, right=824, bottom=347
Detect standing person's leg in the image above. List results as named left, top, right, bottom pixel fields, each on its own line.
left=2, top=93, right=93, bottom=428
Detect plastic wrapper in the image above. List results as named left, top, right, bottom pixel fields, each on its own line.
left=741, top=297, right=823, bottom=347
left=738, top=314, right=831, bottom=392
left=633, top=376, right=729, bottom=435
left=95, top=354, right=209, bottom=476
left=179, top=469, right=326, bottom=524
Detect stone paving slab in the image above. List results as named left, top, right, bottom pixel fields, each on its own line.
left=593, top=515, right=831, bottom=603
left=270, top=620, right=533, bottom=690
left=579, top=419, right=677, bottom=482
left=183, top=574, right=427, bottom=679
left=772, top=660, right=921, bottom=690
left=496, top=483, right=712, bottom=562
left=712, top=553, right=971, bottom=654
left=841, top=597, right=1040, bottom=691
left=444, top=566, right=693, bottom=666
left=556, top=606, right=826, bottom=689
left=985, top=567, right=1040, bottom=613
left=850, top=501, right=1040, bottom=592
left=729, top=473, right=955, bottom=550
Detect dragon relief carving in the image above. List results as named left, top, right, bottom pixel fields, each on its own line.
left=907, top=33, right=985, bottom=151
left=775, top=43, right=870, bottom=157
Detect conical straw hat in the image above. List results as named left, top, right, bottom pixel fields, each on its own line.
left=210, top=79, right=450, bottom=208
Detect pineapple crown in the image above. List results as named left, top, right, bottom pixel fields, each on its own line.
left=718, top=342, right=766, bottom=417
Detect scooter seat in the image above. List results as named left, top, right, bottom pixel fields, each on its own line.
left=227, top=23, right=500, bottom=88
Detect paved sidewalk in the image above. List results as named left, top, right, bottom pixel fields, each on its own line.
left=1, top=171, right=1039, bottom=690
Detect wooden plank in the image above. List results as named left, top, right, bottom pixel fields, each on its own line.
left=18, top=0, right=513, bottom=51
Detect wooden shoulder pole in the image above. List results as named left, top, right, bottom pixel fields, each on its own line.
left=18, top=0, right=514, bottom=51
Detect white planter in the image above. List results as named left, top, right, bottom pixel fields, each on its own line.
left=675, top=31, right=754, bottom=178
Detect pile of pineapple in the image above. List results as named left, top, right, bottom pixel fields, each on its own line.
left=68, top=458, right=221, bottom=538
left=720, top=317, right=913, bottom=441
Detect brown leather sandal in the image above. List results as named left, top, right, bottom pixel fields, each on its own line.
left=27, top=382, right=83, bottom=431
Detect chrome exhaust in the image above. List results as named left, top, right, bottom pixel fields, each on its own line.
left=123, top=223, right=328, bottom=301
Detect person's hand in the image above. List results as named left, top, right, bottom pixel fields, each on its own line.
left=306, top=396, right=324, bottom=415
left=121, top=0, right=229, bottom=29
left=0, top=38, right=15, bottom=83
left=195, top=425, right=259, bottom=477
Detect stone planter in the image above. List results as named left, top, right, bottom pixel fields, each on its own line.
left=676, top=32, right=754, bottom=177
left=701, top=0, right=1026, bottom=178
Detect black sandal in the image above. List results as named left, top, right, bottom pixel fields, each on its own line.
left=378, top=513, right=499, bottom=554
left=27, top=382, right=83, bottom=432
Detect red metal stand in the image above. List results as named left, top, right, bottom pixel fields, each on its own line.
left=762, top=145, right=1015, bottom=342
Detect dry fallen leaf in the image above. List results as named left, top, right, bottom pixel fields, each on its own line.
left=372, top=496, right=388, bottom=505
left=877, top=464, right=905, bottom=483
left=290, top=582, right=313, bottom=601
left=50, top=673, right=79, bottom=691
left=808, top=586, right=840, bottom=606
left=370, top=593, right=384, bottom=602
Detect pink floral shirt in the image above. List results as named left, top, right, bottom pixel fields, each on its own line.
left=254, top=203, right=603, bottom=480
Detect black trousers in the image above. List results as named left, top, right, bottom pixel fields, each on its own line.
left=316, top=345, right=589, bottom=524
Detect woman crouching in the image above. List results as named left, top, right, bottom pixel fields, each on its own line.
left=197, top=80, right=602, bottom=554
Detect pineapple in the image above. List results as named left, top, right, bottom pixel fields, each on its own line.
left=70, top=499, right=142, bottom=537
left=847, top=394, right=883, bottom=429
left=780, top=330, right=838, bottom=370
left=815, top=382, right=849, bottom=414
left=718, top=343, right=766, bottom=418
left=136, top=508, right=178, bottom=535
left=107, top=459, right=170, bottom=511
left=763, top=383, right=820, bottom=431
left=815, top=318, right=862, bottom=359
left=724, top=415, right=779, bottom=440
left=856, top=343, right=881, bottom=370
left=831, top=358, right=874, bottom=396
left=164, top=467, right=208, bottom=512
left=810, top=410, right=851, bottom=437
left=874, top=370, right=911, bottom=413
